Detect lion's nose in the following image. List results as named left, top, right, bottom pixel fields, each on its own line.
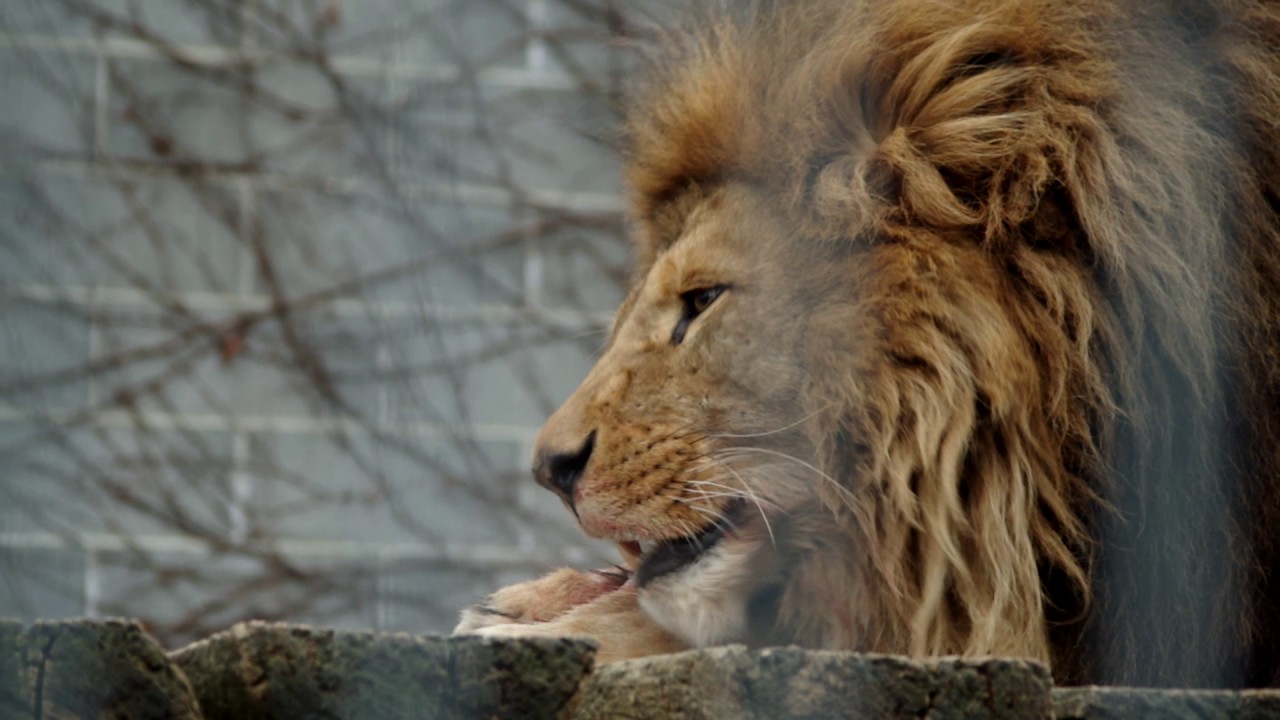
left=533, top=431, right=596, bottom=508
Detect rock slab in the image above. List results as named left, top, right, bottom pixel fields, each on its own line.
left=0, top=618, right=203, bottom=719
left=4, top=619, right=1280, bottom=719
left=572, top=645, right=1053, bottom=720
left=1052, top=687, right=1280, bottom=720
left=171, top=621, right=595, bottom=720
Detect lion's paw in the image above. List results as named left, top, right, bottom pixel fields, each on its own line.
left=453, top=567, right=628, bottom=634
left=458, top=580, right=688, bottom=663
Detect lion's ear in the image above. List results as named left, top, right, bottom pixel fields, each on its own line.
left=805, top=14, right=1106, bottom=247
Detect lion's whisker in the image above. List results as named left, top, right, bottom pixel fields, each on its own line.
left=679, top=491, right=749, bottom=504
left=715, top=446, right=857, bottom=504
left=686, top=478, right=754, bottom=494
left=705, top=404, right=832, bottom=440
left=685, top=482, right=784, bottom=514
left=683, top=503, right=739, bottom=547
left=697, top=458, right=778, bottom=547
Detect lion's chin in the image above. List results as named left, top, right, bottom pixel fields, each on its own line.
left=604, top=500, right=781, bottom=650
left=612, top=499, right=747, bottom=589
left=635, top=525, right=776, bottom=649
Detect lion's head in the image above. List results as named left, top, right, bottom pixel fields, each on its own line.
left=510, top=0, right=1280, bottom=688
left=532, top=181, right=836, bottom=647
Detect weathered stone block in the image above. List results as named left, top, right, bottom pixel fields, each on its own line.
left=0, top=621, right=29, bottom=718
left=0, top=619, right=203, bottom=720
left=1052, top=686, right=1280, bottom=720
left=10, top=618, right=1280, bottom=719
left=171, top=621, right=595, bottom=720
left=571, top=646, right=1052, bottom=720
left=451, top=632, right=598, bottom=719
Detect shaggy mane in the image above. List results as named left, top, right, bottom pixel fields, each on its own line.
left=623, top=0, right=1280, bottom=686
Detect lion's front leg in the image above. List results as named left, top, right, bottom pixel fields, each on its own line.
left=453, top=568, right=687, bottom=663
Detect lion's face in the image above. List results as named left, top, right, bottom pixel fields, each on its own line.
left=532, top=183, right=839, bottom=644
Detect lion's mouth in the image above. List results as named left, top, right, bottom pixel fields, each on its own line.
left=617, top=499, right=745, bottom=587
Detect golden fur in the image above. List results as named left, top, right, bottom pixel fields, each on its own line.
left=458, top=0, right=1280, bottom=687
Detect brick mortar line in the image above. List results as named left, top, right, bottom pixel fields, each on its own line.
left=0, top=405, right=544, bottom=445
left=0, top=530, right=557, bottom=566
left=6, top=159, right=625, bottom=214
left=0, top=31, right=590, bottom=89
left=2, top=283, right=615, bottom=327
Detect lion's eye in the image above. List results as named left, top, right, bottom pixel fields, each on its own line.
left=687, top=287, right=725, bottom=316
left=671, top=285, right=728, bottom=345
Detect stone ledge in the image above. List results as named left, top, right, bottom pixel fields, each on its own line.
left=1053, top=687, right=1280, bottom=720
left=0, top=618, right=201, bottom=719
left=172, top=621, right=593, bottom=720
left=1, top=619, right=1278, bottom=719
left=574, top=646, right=1051, bottom=719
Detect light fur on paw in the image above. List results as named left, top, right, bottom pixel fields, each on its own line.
left=453, top=568, right=686, bottom=663
left=453, top=567, right=625, bottom=633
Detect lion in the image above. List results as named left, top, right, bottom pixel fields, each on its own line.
left=456, top=0, right=1280, bottom=687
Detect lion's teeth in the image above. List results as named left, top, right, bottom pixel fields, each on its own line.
left=618, top=541, right=643, bottom=569
left=617, top=540, right=663, bottom=568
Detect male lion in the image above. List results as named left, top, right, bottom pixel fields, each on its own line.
left=457, top=0, right=1280, bottom=687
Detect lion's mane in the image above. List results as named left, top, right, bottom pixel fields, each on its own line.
left=622, top=0, right=1280, bottom=686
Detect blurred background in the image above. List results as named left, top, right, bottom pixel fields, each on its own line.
left=0, top=0, right=683, bottom=648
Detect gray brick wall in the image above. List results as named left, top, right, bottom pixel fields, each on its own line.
left=0, top=0, right=671, bottom=645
